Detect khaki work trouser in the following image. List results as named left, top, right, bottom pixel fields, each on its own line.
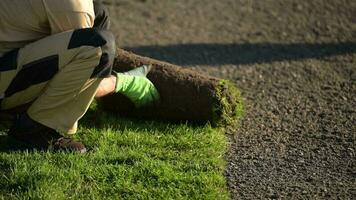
left=0, top=28, right=115, bottom=134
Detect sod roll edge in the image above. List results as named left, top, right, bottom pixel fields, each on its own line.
left=99, top=48, right=243, bottom=126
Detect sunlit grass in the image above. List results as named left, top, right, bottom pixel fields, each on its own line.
left=0, top=108, right=231, bottom=200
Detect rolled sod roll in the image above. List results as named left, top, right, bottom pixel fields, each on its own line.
left=98, top=48, right=243, bottom=126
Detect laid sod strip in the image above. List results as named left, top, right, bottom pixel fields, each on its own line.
left=0, top=113, right=231, bottom=199
left=100, top=48, right=243, bottom=126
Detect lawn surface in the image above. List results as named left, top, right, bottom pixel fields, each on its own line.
left=0, top=105, right=234, bottom=200
left=105, top=0, right=355, bottom=198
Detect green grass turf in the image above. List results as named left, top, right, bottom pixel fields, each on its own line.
left=0, top=105, right=233, bottom=199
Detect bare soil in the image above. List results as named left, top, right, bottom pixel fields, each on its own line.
left=105, top=0, right=355, bottom=199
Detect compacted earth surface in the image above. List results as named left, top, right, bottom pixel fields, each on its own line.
left=106, top=0, right=355, bottom=199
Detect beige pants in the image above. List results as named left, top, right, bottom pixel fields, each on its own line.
left=0, top=28, right=115, bottom=134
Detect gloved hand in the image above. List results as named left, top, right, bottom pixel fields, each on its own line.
left=114, top=65, right=160, bottom=108
left=122, top=64, right=152, bottom=76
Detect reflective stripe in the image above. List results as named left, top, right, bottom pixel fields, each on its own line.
left=0, top=49, right=19, bottom=72
left=5, top=55, right=59, bottom=97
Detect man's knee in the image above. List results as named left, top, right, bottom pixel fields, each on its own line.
left=68, top=28, right=116, bottom=78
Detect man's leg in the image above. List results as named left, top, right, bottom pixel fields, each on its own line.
left=1, top=28, right=115, bottom=151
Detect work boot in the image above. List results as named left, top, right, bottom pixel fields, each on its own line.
left=8, top=113, right=86, bottom=153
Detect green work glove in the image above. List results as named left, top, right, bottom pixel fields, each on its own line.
left=115, top=65, right=160, bottom=108
left=122, top=64, right=151, bottom=76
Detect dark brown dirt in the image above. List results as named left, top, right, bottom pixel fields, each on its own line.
left=106, top=0, right=356, bottom=199
left=100, top=48, right=242, bottom=125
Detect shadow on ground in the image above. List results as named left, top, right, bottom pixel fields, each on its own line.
left=124, top=42, right=356, bottom=66
left=0, top=135, right=31, bottom=153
